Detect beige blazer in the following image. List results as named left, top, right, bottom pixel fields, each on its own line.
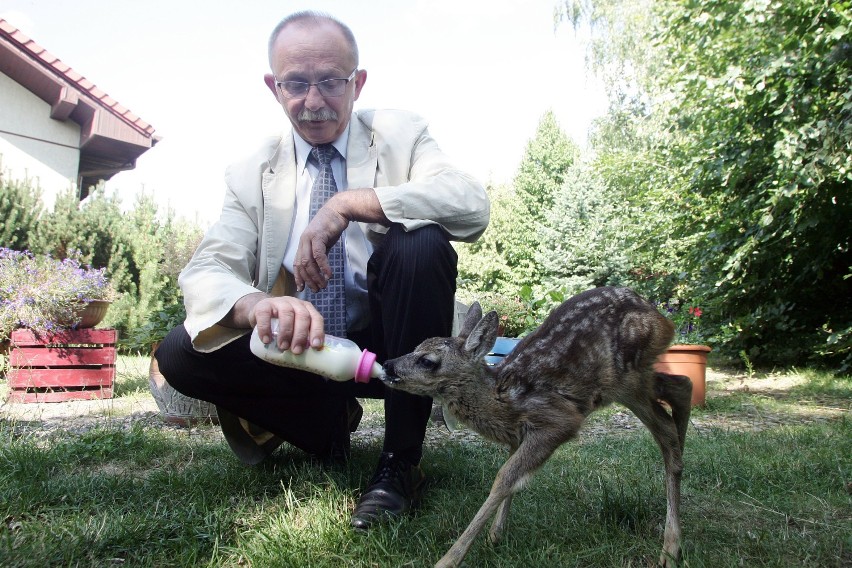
left=180, top=109, right=490, bottom=352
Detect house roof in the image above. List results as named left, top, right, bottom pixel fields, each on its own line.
left=0, top=18, right=159, bottom=193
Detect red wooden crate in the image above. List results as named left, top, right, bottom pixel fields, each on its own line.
left=7, top=328, right=117, bottom=403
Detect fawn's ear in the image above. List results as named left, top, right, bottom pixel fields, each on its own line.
left=464, top=310, right=499, bottom=360
left=459, top=302, right=483, bottom=338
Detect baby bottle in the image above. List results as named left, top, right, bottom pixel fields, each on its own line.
left=249, top=321, right=383, bottom=383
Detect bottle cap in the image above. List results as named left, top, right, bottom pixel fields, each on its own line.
left=355, top=349, right=377, bottom=383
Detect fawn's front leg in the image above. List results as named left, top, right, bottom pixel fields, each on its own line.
left=436, top=434, right=565, bottom=568
left=488, top=446, right=519, bottom=544
left=489, top=493, right=514, bottom=544
left=436, top=482, right=508, bottom=568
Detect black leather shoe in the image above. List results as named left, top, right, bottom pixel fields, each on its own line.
left=350, top=452, right=425, bottom=530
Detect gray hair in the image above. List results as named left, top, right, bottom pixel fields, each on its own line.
left=267, top=11, right=359, bottom=69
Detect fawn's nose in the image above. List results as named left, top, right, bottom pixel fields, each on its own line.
left=381, top=358, right=399, bottom=383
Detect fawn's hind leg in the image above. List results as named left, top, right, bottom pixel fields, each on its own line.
left=625, top=381, right=690, bottom=567
left=655, top=372, right=692, bottom=452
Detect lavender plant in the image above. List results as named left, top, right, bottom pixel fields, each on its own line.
left=0, top=248, right=116, bottom=341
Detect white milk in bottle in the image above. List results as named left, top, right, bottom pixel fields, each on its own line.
left=249, top=321, right=383, bottom=383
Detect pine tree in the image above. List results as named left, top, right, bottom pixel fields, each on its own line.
left=0, top=175, right=43, bottom=251
left=503, top=111, right=579, bottom=285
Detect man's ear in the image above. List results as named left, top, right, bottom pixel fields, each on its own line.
left=352, top=69, right=367, bottom=101
left=263, top=74, right=281, bottom=101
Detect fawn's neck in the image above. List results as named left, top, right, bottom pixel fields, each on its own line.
left=442, top=378, right=522, bottom=448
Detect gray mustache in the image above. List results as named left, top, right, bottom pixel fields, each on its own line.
left=297, top=109, right=338, bottom=122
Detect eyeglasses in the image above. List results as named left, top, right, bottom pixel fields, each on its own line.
left=274, top=69, right=358, bottom=99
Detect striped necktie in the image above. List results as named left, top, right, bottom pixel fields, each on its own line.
left=307, top=144, right=347, bottom=337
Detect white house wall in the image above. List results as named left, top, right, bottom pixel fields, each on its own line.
left=0, top=71, right=80, bottom=210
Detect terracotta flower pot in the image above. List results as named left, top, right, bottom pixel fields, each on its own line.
left=653, top=344, right=712, bottom=407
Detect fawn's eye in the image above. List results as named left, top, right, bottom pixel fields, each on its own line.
left=416, top=355, right=439, bottom=371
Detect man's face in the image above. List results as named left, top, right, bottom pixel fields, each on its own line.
left=264, top=22, right=366, bottom=145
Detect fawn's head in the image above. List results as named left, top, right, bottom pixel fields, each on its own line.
left=381, top=302, right=499, bottom=398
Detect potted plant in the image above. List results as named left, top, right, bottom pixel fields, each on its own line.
left=125, top=301, right=218, bottom=426
left=1, top=248, right=117, bottom=343
left=1, top=248, right=118, bottom=400
left=654, top=299, right=712, bottom=407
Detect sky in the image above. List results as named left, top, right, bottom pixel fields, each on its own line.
left=2, top=0, right=607, bottom=225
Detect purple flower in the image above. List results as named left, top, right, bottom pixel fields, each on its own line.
left=1, top=248, right=116, bottom=340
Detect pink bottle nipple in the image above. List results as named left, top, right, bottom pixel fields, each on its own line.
left=354, top=349, right=377, bottom=383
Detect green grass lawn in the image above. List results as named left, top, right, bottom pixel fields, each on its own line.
left=0, top=358, right=849, bottom=567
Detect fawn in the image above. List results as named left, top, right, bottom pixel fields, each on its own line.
left=382, top=286, right=692, bottom=568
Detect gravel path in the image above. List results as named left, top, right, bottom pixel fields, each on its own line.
left=2, top=367, right=848, bottom=449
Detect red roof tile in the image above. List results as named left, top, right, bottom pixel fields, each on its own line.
left=0, top=18, right=155, bottom=137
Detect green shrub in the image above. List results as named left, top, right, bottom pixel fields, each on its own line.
left=122, top=300, right=185, bottom=352
left=0, top=173, right=43, bottom=251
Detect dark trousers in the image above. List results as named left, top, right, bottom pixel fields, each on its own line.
left=155, top=224, right=457, bottom=462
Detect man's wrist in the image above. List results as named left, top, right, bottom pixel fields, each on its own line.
left=334, top=188, right=389, bottom=224
left=221, top=292, right=269, bottom=329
